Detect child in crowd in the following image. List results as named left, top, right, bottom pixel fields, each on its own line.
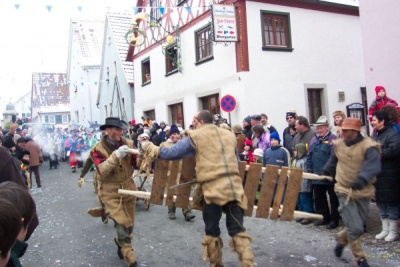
left=19, top=150, right=31, bottom=188
left=292, top=143, right=313, bottom=225
left=0, top=198, right=22, bottom=267
left=263, top=132, right=288, bottom=167
left=253, top=148, right=264, bottom=164
left=0, top=182, right=37, bottom=267
left=240, top=139, right=254, bottom=164
left=368, top=85, right=398, bottom=122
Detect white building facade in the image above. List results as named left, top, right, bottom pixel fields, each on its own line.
left=132, top=0, right=365, bottom=132
left=97, top=12, right=135, bottom=123
left=67, top=19, right=104, bottom=127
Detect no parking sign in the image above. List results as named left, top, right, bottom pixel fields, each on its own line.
left=220, top=94, right=236, bottom=112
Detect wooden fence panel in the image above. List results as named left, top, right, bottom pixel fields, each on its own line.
left=149, top=160, right=169, bottom=205
left=165, top=161, right=180, bottom=207
left=280, top=168, right=303, bottom=221
left=243, top=163, right=262, bottom=216
left=175, top=157, right=196, bottom=208
left=256, top=165, right=279, bottom=218
left=270, top=167, right=288, bottom=220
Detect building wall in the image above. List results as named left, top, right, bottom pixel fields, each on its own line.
left=97, top=14, right=135, bottom=123
left=359, top=0, right=400, bottom=108
left=134, top=1, right=365, bottom=133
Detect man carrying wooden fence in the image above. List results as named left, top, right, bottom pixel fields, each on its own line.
left=140, top=110, right=254, bottom=267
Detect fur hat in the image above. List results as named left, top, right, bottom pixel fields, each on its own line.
left=270, top=132, right=281, bottom=143
left=232, top=124, right=242, bottom=134
left=341, top=118, right=361, bottom=131
left=100, top=117, right=127, bottom=130
left=243, top=116, right=251, bottom=124
left=253, top=148, right=264, bottom=158
left=332, top=110, right=346, bottom=119
left=375, top=85, right=385, bottom=95
left=169, top=124, right=180, bottom=135
left=244, top=139, right=253, bottom=148
left=313, top=115, right=329, bottom=126
left=294, top=143, right=306, bottom=159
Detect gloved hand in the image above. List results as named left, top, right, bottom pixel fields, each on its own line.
left=78, top=177, right=85, bottom=188
left=350, top=176, right=368, bottom=190
left=115, top=145, right=130, bottom=158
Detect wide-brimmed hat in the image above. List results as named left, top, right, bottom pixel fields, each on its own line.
left=99, top=117, right=128, bottom=130
left=232, top=124, right=242, bottom=134
left=313, top=115, right=329, bottom=126
left=341, top=118, right=361, bottom=131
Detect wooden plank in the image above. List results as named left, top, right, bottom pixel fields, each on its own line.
left=243, top=163, right=263, bottom=216
left=280, top=168, right=303, bottom=221
left=256, top=165, right=279, bottom=218
left=175, top=157, right=196, bottom=209
left=238, top=161, right=247, bottom=182
left=165, top=161, right=180, bottom=207
left=119, top=189, right=151, bottom=199
left=149, top=160, right=169, bottom=205
left=270, top=167, right=288, bottom=220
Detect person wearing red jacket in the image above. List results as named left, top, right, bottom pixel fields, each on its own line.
left=368, top=85, right=398, bottom=122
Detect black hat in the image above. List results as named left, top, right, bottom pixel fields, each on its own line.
left=99, top=117, right=128, bottom=130
left=17, top=137, right=27, bottom=143
left=251, top=115, right=261, bottom=121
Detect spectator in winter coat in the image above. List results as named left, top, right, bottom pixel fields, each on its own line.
left=293, top=116, right=315, bottom=152
left=232, top=124, right=246, bottom=155
left=306, top=116, right=339, bottom=229
left=331, top=110, right=346, bottom=138
left=25, top=137, right=43, bottom=188
left=292, top=143, right=313, bottom=225
left=260, top=113, right=277, bottom=134
left=263, top=132, right=288, bottom=168
left=368, top=85, right=398, bottom=122
left=371, top=110, right=400, bottom=242
left=380, top=104, right=400, bottom=133
left=252, top=125, right=270, bottom=152
left=283, top=109, right=297, bottom=151
left=242, top=116, right=252, bottom=140
left=240, top=139, right=254, bottom=164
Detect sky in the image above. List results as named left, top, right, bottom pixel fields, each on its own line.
left=0, top=0, right=136, bottom=112
left=0, top=0, right=358, bottom=113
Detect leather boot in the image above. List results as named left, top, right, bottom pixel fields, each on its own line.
left=384, top=220, right=398, bottom=242
left=349, top=239, right=365, bottom=263
left=230, top=232, right=255, bottom=267
left=168, top=206, right=176, bottom=220
left=87, top=207, right=104, bottom=217
left=201, top=235, right=224, bottom=267
left=375, top=219, right=389, bottom=240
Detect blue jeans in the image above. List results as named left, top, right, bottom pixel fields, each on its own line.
left=377, top=202, right=399, bottom=221
left=297, top=192, right=313, bottom=213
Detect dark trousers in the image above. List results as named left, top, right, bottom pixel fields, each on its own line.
left=202, top=201, right=245, bottom=237
left=30, top=165, right=41, bottom=187
left=313, top=184, right=340, bottom=223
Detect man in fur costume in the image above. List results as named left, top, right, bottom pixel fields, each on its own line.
left=89, top=117, right=139, bottom=267
left=140, top=110, right=254, bottom=267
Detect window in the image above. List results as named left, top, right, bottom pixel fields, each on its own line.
left=169, top=103, right=184, bottom=128
left=62, top=115, right=69, bottom=124
left=195, top=24, right=213, bottom=63
left=45, top=115, right=55, bottom=124
left=55, top=115, right=62, bottom=124
left=307, top=89, right=323, bottom=123
left=261, top=11, right=292, bottom=51
left=150, top=0, right=161, bottom=23
left=141, top=58, right=151, bottom=85
left=201, top=94, right=220, bottom=115
left=165, top=43, right=178, bottom=74
left=144, top=110, right=155, bottom=122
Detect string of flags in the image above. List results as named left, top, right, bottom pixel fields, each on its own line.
left=10, top=3, right=209, bottom=14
